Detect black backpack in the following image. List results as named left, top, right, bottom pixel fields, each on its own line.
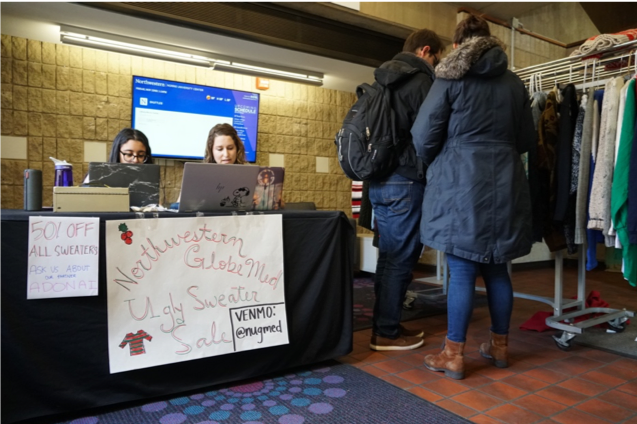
left=334, top=82, right=401, bottom=181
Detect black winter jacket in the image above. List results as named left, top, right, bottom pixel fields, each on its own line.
left=373, top=52, right=435, bottom=182
left=411, top=36, right=535, bottom=264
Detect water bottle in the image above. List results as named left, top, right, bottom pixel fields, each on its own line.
left=24, top=169, right=43, bottom=210
left=50, top=157, right=73, bottom=187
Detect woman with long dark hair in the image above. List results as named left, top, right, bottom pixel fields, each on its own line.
left=108, top=128, right=153, bottom=164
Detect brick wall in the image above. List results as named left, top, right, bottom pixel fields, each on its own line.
left=0, top=34, right=357, bottom=214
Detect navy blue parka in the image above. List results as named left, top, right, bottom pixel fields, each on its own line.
left=411, top=36, right=535, bottom=264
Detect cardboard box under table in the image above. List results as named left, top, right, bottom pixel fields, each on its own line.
left=53, top=187, right=130, bottom=212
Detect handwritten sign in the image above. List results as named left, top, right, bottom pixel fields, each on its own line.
left=27, top=216, right=100, bottom=299
left=106, top=215, right=288, bottom=373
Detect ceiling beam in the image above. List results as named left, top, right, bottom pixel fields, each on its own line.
left=80, top=2, right=417, bottom=68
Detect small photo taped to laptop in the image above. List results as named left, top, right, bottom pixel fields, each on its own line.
left=253, top=167, right=284, bottom=211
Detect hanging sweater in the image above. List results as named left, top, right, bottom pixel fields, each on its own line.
left=564, top=94, right=587, bottom=252
left=608, top=80, right=631, bottom=241
left=570, top=95, right=587, bottom=195
left=574, top=89, right=595, bottom=244
left=587, top=76, right=624, bottom=246
left=610, top=78, right=636, bottom=287
left=629, top=109, right=637, bottom=245
left=586, top=95, right=604, bottom=271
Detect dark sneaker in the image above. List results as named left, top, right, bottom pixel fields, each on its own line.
left=400, top=324, right=424, bottom=338
left=370, top=334, right=424, bottom=351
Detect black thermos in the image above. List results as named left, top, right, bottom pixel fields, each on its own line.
left=24, top=169, right=42, bottom=211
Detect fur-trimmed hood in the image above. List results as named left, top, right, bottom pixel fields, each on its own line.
left=436, top=36, right=508, bottom=80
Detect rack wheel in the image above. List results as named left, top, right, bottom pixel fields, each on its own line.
left=607, top=318, right=627, bottom=333
left=552, top=331, right=576, bottom=351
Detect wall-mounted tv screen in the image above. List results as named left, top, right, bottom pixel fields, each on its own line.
left=131, top=76, right=260, bottom=162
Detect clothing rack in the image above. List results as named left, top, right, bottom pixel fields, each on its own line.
left=409, top=39, right=636, bottom=348
left=412, top=248, right=634, bottom=350
left=516, top=41, right=636, bottom=348
left=516, top=39, right=637, bottom=93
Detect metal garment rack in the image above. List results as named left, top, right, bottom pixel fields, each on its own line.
left=516, top=39, right=637, bottom=93
left=409, top=39, right=636, bottom=349
left=412, top=247, right=634, bottom=350
left=516, top=39, right=636, bottom=348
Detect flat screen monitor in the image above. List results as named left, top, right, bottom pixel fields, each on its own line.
left=131, top=76, right=260, bottom=162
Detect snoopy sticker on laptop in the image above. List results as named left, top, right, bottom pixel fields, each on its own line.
left=221, top=187, right=252, bottom=209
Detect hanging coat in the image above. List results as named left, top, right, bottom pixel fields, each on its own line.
left=611, top=78, right=636, bottom=287
left=537, top=91, right=567, bottom=251
left=553, top=84, right=579, bottom=223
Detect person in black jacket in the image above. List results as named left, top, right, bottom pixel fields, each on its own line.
left=411, top=15, right=535, bottom=378
left=369, top=29, right=444, bottom=351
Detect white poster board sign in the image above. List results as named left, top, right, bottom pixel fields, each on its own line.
left=27, top=216, right=100, bottom=299
left=106, top=215, right=287, bottom=373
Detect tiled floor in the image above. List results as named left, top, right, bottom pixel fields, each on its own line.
left=338, top=264, right=637, bottom=424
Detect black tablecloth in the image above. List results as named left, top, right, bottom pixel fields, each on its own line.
left=1, top=210, right=353, bottom=423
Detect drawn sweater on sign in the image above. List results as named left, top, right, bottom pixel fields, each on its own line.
left=119, top=330, right=153, bottom=355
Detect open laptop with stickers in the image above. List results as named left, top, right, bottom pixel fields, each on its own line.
left=178, top=163, right=285, bottom=213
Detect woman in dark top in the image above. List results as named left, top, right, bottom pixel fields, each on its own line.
left=411, top=15, right=535, bottom=379
left=84, top=128, right=153, bottom=185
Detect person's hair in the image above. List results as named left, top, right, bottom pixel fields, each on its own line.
left=203, top=123, right=246, bottom=164
left=403, top=29, right=444, bottom=55
left=108, top=128, right=153, bottom=164
left=453, top=14, right=491, bottom=45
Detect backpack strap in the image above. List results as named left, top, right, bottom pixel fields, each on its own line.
left=378, top=85, right=397, bottom=146
left=356, top=83, right=376, bottom=99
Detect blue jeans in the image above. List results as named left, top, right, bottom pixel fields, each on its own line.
left=369, top=173, right=424, bottom=339
left=445, top=253, right=513, bottom=343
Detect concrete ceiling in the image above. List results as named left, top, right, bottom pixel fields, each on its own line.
left=0, top=2, right=378, bottom=92
left=579, top=3, right=637, bottom=34
left=451, top=2, right=637, bottom=35
left=449, top=2, right=550, bottom=23
left=3, top=2, right=634, bottom=94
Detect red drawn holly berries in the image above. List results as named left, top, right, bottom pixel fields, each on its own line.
left=118, top=223, right=133, bottom=245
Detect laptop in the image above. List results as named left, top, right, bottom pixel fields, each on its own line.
left=178, top=163, right=285, bottom=213
left=87, top=162, right=160, bottom=207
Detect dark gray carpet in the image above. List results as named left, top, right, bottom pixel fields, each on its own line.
left=573, top=323, right=637, bottom=359
left=354, top=277, right=488, bottom=332
left=52, top=360, right=471, bottom=424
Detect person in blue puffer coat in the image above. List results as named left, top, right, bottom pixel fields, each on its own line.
left=411, top=14, right=535, bottom=380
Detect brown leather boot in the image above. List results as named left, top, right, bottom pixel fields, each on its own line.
left=423, top=337, right=465, bottom=380
left=480, top=332, right=508, bottom=368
